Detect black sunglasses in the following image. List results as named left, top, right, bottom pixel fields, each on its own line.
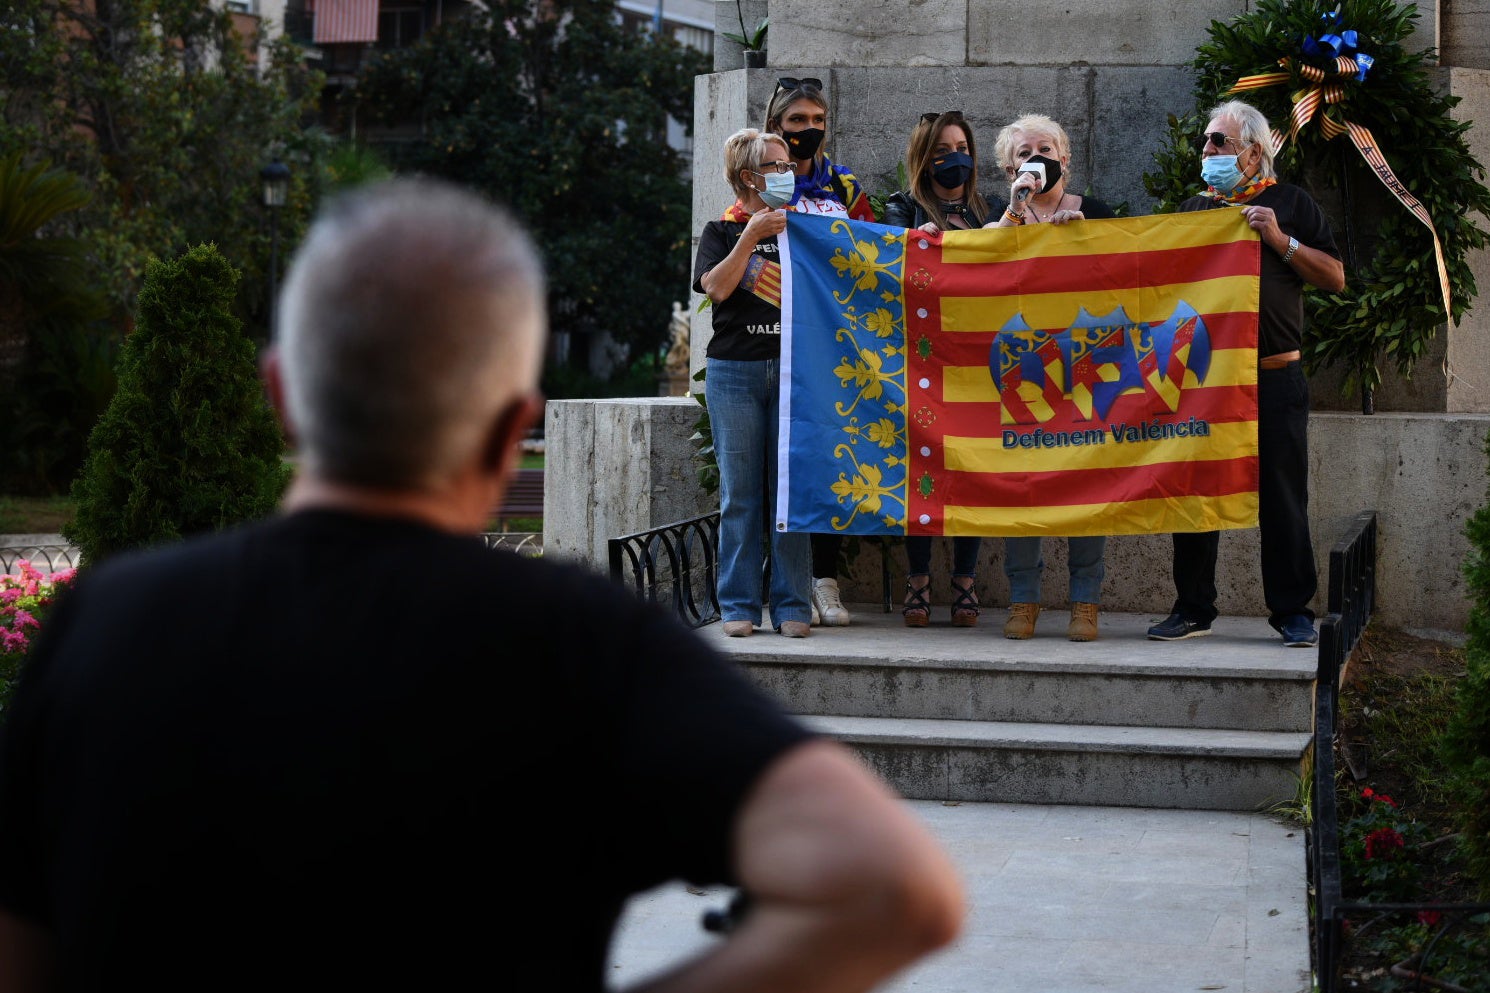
left=921, top=110, right=964, bottom=123
left=1196, top=131, right=1244, bottom=152
left=776, top=76, right=823, bottom=93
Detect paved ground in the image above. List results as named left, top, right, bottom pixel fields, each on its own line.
left=612, top=601, right=1314, bottom=992
left=609, top=800, right=1311, bottom=993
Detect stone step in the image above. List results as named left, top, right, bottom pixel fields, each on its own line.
left=708, top=606, right=1316, bottom=811
left=715, top=607, right=1317, bottom=731
left=805, top=714, right=1309, bottom=811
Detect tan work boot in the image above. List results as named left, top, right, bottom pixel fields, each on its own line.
left=1003, top=602, right=1040, bottom=639
left=1068, top=602, right=1100, bottom=642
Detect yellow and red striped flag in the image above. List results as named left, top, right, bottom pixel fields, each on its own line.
left=777, top=210, right=1261, bottom=537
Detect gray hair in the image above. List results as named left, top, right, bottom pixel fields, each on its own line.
left=1208, top=99, right=1277, bottom=179
left=722, top=128, right=788, bottom=200
left=276, top=178, right=546, bottom=489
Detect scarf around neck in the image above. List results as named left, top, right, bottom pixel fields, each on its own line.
left=1201, top=175, right=1278, bottom=205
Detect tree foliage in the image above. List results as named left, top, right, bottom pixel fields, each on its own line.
left=0, top=153, right=113, bottom=493
left=1443, top=428, right=1490, bottom=898
left=0, top=0, right=323, bottom=336
left=354, top=0, right=709, bottom=367
left=1142, top=0, right=1490, bottom=399
left=65, top=245, right=290, bottom=566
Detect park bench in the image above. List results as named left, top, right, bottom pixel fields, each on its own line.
left=491, top=466, right=545, bottom=531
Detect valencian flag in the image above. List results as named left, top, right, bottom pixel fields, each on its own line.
left=776, top=210, right=1261, bottom=538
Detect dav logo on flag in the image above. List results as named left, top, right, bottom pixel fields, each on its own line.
left=776, top=210, right=1261, bottom=538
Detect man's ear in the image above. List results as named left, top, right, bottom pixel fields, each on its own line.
left=481, top=392, right=546, bottom=476
left=259, top=347, right=297, bottom=448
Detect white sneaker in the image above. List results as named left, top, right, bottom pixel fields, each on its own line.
left=812, top=577, right=851, bottom=627
left=810, top=600, right=821, bottom=626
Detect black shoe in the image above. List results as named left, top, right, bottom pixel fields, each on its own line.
left=1273, top=614, right=1317, bottom=648
left=1146, top=612, right=1211, bottom=641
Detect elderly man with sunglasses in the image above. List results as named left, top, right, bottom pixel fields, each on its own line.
left=1147, top=98, right=1346, bottom=648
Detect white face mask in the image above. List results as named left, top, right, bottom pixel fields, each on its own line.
left=753, top=170, right=796, bottom=209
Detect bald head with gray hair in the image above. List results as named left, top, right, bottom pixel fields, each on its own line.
left=275, top=179, right=546, bottom=491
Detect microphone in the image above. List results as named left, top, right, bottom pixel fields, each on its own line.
left=1015, top=160, right=1046, bottom=203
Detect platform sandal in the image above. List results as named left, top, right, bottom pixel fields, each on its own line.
left=903, top=575, right=931, bottom=628
left=950, top=576, right=980, bottom=628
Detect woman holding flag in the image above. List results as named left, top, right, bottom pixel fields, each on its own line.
left=694, top=128, right=812, bottom=638
left=884, top=110, right=1001, bottom=627
left=764, top=76, right=876, bottom=628
left=987, top=113, right=1116, bottom=642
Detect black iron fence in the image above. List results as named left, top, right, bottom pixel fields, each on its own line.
left=608, top=513, right=720, bottom=629
left=0, top=544, right=81, bottom=574
left=480, top=532, right=543, bottom=558
left=1311, top=510, right=1490, bottom=990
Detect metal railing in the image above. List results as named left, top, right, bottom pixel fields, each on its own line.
left=608, top=513, right=720, bottom=629
left=1311, top=510, right=1490, bottom=990
left=480, top=532, right=543, bottom=558
left=0, top=544, right=81, bottom=574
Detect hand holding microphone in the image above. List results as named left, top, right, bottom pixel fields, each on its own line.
left=1013, top=160, right=1045, bottom=203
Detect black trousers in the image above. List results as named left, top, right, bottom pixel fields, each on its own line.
left=1170, top=361, right=1316, bottom=626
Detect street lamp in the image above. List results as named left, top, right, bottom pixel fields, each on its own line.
left=260, top=158, right=291, bottom=334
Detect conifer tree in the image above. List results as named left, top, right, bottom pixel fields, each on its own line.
left=1443, top=428, right=1490, bottom=897
left=65, top=244, right=290, bottom=565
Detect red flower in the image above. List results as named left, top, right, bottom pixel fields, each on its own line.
left=1417, top=910, right=1443, bottom=927
left=1377, top=794, right=1397, bottom=807
left=1362, top=788, right=1374, bottom=798
left=1364, top=827, right=1405, bottom=860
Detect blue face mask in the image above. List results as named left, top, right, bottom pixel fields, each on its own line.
left=1201, top=154, right=1246, bottom=193
left=930, top=150, right=974, bottom=190
left=754, top=170, right=796, bottom=209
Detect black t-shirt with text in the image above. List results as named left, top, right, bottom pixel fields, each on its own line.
left=694, top=218, right=783, bottom=361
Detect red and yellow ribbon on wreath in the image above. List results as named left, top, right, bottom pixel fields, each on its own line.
left=1227, top=55, right=1453, bottom=318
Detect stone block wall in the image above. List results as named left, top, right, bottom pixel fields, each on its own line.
left=544, top=398, right=713, bottom=569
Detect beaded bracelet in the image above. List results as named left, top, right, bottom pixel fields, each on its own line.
left=1004, top=208, right=1025, bottom=225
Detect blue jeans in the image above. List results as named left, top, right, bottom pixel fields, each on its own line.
left=706, top=358, right=811, bottom=627
left=905, top=536, right=982, bottom=577
left=1003, top=536, right=1107, bottom=604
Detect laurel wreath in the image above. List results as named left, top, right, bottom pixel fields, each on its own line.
left=1143, top=0, right=1490, bottom=404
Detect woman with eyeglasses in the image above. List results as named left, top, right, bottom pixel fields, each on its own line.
left=693, top=128, right=812, bottom=638
left=985, top=114, right=1115, bottom=642
left=882, top=111, right=1003, bottom=627
left=1146, top=99, right=1344, bottom=649
left=763, top=75, right=874, bottom=628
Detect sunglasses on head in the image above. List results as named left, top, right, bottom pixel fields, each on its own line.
left=776, top=76, right=823, bottom=93
left=921, top=110, right=964, bottom=123
left=1196, top=131, right=1244, bottom=152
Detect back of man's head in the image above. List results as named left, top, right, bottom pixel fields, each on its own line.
left=276, top=179, right=546, bottom=490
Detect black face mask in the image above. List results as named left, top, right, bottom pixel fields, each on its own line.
left=782, top=127, right=825, bottom=161
left=1021, top=154, right=1063, bottom=193
left=930, top=150, right=973, bottom=190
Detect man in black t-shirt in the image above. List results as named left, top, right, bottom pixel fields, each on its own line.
left=1146, top=99, right=1346, bottom=648
left=0, top=180, right=963, bottom=992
